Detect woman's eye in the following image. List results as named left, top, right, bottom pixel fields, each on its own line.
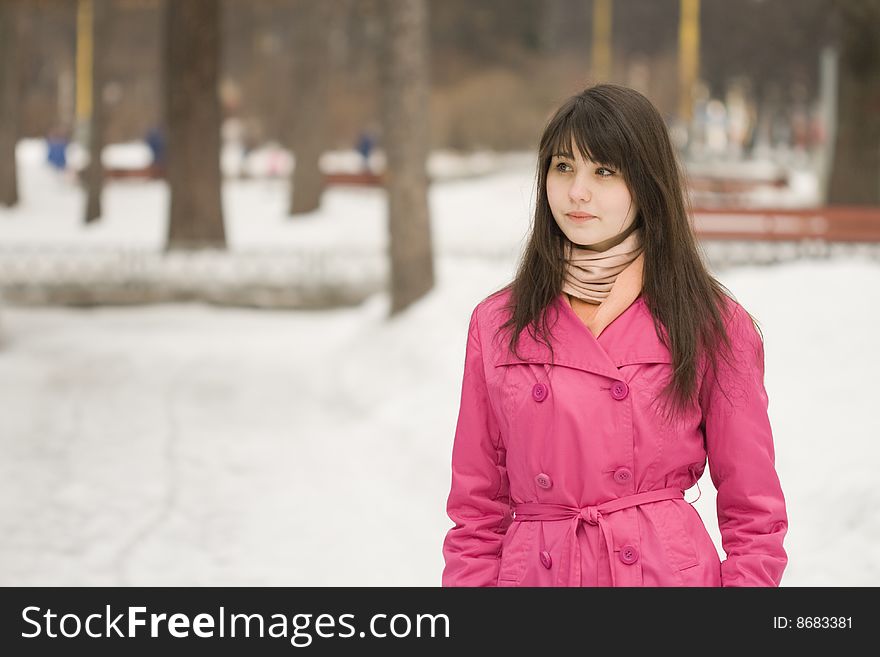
left=596, top=167, right=615, bottom=177
left=555, top=162, right=572, bottom=172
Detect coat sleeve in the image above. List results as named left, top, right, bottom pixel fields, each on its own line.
left=442, top=305, right=512, bottom=587
left=699, top=303, right=788, bottom=587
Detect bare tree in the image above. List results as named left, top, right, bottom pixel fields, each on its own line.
left=288, top=0, right=338, bottom=216
left=538, top=0, right=570, bottom=55
left=84, top=0, right=110, bottom=223
left=0, top=0, right=23, bottom=207
left=380, top=0, right=434, bottom=316
left=165, top=0, right=225, bottom=249
left=828, top=0, right=880, bottom=204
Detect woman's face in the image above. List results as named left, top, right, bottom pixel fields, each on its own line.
left=546, top=145, right=638, bottom=250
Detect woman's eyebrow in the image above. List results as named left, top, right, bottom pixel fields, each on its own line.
left=551, top=151, right=573, bottom=158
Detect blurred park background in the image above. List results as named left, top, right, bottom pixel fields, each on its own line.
left=0, top=0, right=878, bottom=586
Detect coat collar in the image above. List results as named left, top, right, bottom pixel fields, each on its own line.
left=492, top=253, right=671, bottom=378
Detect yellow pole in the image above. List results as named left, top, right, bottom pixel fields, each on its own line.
left=76, top=0, right=93, bottom=123
left=678, top=0, right=700, bottom=122
left=592, top=0, right=612, bottom=81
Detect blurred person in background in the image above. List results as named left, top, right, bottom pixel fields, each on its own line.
left=46, top=125, right=70, bottom=172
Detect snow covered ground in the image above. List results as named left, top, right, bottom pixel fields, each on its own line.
left=1, top=141, right=878, bottom=586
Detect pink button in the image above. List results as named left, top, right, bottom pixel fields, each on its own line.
left=540, top=551, right=553, bottom=569
left=610, top=381, right=629, bottom=400
left=619, top=544, right=639, bottom=565
left=532, top=383, right=548, bottom=402
left=535, top=473, right=552, bottom=489
left=613, top=467, right=633, bottom=484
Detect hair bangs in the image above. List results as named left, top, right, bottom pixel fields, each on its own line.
left=544, top=100, right=627, bottom=173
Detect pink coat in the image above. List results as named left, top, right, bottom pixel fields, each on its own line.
left=442, top=288, right=788, bottom=586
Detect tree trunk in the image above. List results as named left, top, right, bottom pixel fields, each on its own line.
left=84, top=0, right=110, bottom=224
left=538, top=0, right=568, bottom=54
left=165, top=0, right=225, bottom=250
left=0, top=0, right=22, bottom=207
left=380, top=0, right=434, bottom=316
left=288, top=0, right=336, bottom=216
left=827, top=0, right=880, bottom=204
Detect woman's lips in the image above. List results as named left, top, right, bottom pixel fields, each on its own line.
left=566, top=213, right=597, bottom=223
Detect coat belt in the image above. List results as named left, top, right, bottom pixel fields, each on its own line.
left=512, top=486, right=684, bottom=586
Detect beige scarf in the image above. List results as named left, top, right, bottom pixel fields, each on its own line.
left=562, top=224, right=644, bottom=304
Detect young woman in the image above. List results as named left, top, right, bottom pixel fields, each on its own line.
left=441, top=84, right=788, bottom=587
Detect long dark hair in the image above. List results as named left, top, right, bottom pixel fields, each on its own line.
left=491, top=83, right=759, bottom=420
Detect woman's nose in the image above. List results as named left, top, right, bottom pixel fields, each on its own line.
left=569, top=176, right=592, bottom=202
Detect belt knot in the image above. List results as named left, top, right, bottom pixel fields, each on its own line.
left=580, top=505, right=600, bottom=525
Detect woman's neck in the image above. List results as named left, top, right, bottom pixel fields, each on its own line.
left=574, top=219, right=639, bottom=252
